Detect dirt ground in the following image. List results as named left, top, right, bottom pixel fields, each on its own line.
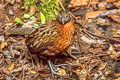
left=0, top=0, right=120, bottom=80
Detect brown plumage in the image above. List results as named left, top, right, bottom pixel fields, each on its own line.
left=25, top=11, right=75, bottom=57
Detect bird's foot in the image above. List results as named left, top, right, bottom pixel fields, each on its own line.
left=47, top=60, right=67, bottom=77
left=66, top=46, right=81, bottom=59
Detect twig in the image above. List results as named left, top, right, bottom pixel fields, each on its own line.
left=87, top=0, right=92, bottom=7
left=87, top=9, right=120, bottom=19
left=0, top=2, right=9, bottom=10
left=84, top=30, right=120, bottom=43
left=33, top=73, right=39, bottom=79
left=69, top=12, right=85, bottom=28
left=6, top=15, right=10, bottom=23
left=58, top=0, right=66, bottom=11
left=22, top=68, right=25, bottom=80
left=78, top=54, right=109, bottom=60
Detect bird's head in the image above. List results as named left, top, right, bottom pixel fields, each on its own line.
left=57, top=11, right=71, bottom=24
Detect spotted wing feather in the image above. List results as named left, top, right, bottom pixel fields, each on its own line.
left=26, top=22, right=60, bottom=54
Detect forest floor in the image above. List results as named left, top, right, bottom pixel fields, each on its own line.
left=0, top=0, right=120, bottom=80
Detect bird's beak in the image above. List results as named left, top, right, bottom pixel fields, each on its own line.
left=61, top=18, right=65, bottom=24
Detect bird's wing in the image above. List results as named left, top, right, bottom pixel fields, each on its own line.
left=26, top=22, right=61, bottom=53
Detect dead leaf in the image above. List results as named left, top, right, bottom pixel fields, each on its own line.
left=0, top=42, right=7, bottom=50
left=114, top=73, right=120, bottom=76
left=113, top=78, right=120, bottom=80
left=90, top=0, right=99, bottom=5
left=92, top=27, right=102, bottom=36
left=113, top=1, right=120, bottom=8
left=2, top=68, right=10, bottom=75
left=57, top=68, right=66, bottom=76
left=108, top=14, right=120, bottom=24
left=30, top=70, right=37, bottom=74
left=107, top=45, right=119, bottom=59
left=106, top=0, right=115, bottom=2
left=81, top=36, right=103, bottom=44
left=105, top=27, right=113, bottom=38
left=0, top=35, right=5, bottom=42
left=69, top=0, right=89, bottom=7
left=12, top=67, right=22, bottom=73
left=8, top=64, right=15, bottom=71
left=85, top=11, right=104, bottom=19
left=96, top=18, right=111, bottom=26
left=29, top=5, right=36, bottom=16
left=112, top=29, right=120, bottom=38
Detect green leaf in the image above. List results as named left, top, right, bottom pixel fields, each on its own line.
left=24, top=14, right=30, bottom=18
left=40, top=0, right=61, bottom=20
left=21, top=6, right=25, bottom=9
left=40, top=13, right=46, bottom=24
left=33, top=23, right=39, bottom=28
left=14, top=17, right=24, bottom=24
left=30, top=16, right=36, bottom=20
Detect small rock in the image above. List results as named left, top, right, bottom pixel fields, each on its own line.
left=0, top=4, right=3, bottom=8
left=9, top=9, right=14, bottom=15
left=16, top=0, right=21, bottom=3
left=0, top=35, right=5, bottom=42
left=0, top=22, right=2, bottom=27
left=98, top=2, right=107, bottom=10
left=94, top=73, right=99, bottom=79
left=19, top=60, right=23, bottom=64
left=5, top=75, right=12, bottom=80
left=2, top=51, right=12, bottom=59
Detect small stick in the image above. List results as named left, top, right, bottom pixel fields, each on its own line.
left=58, top=0, right=66, bottom=11
left=0, top=2, right=9, bottom=10
left=78, top=54, right=109, bottom=60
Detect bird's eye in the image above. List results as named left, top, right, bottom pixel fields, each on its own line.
left=57, top=11, right=70, bottom=24
left=65, top=14, right=68, bottom=19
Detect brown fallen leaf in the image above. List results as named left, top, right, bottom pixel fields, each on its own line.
left=68, top=0, right=89, bottom=7
left=107, top=45, right=120, bottom=59
left=107, top=14, right=120, bottom=24
left=0, top=42, right=7, bottom=50
left=30, top=70, right=37, bottom=74
left=81, top=36, right=103, bottom=44
left=114, top=73, right=120, bottom=76
left=29, top=5, right=36, bottom=16
left=113, top=1, right=120, bottom=8
left=85, top=11, right=104, bottom=19
left=112, top=29, right=120, bottom=38
left=57, top=67, right=66, bottom=76
left=112, top=78, right=120, bottom=80
left=1, top=67, right=10, bottom=75
left=106, top=0, right=115, bottom=2
left=92, top=27, right=102, bottom=36
left=8, top=63, right=15, bottom=71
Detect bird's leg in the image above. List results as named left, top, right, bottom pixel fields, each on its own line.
left=28, top=54, right=41, bottom=71
left=28, top=52, right=35, bottom=67
left=65, top=46, right=82, bottom=59
left=47, top=60, right=67, bottom=77
left=33, top=55, right=41, bottom=70
left=66, top=46, right=77, bottom=60
left=71, top=46, right=81, bottom=55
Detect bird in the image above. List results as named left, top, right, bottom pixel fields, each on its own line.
left=7, top=11, right=76, bottom=76
left=25, top=11, right=76, bottom=76
left=25, top=11, right=75, bottom=58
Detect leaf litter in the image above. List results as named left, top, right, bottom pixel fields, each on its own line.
left=1, top=0, right=120, bottom=80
